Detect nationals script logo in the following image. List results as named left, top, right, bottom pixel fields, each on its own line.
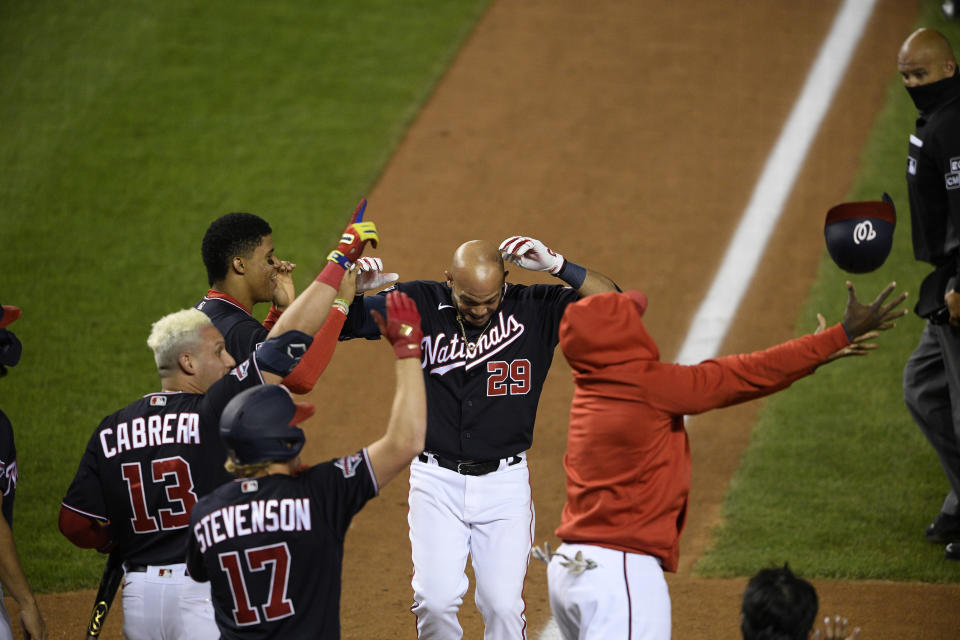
left=422, top=311, right=525, bottom=376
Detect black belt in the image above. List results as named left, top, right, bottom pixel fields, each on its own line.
left=418, top=452, right=522, bottom=476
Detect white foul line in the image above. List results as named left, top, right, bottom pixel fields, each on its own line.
left=539, top=0, right=877, bottom=637
left=674, top=0, right=878, bottom=365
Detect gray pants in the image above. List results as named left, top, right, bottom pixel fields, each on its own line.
left=904, top=321, right=960, bottom=515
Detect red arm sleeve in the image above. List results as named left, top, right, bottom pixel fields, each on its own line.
left=281, top=308, right=348, bottom=394
left=58, top=506, right=111, bottom=550
left=262, top=305, right=283, bottom=331
left=641, top=323, right=850, bottom=416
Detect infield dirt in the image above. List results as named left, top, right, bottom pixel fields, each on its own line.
left=21, top=1, right=960, bottom=638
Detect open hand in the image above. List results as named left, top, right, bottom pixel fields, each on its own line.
left=840, top=281, right=908, bottom=340
left=811, top=614, right=861, bottom=640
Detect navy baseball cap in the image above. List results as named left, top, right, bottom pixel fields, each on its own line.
left=220, top=385, right=313, bottom=465
left=824, top=194, right=896, bottom=274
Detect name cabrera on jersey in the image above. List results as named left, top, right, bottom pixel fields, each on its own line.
left=60, top=356, right=268, bottom=566
left=185, top=450, right=378, bottom=639
left=196, top=295, right=269, bottom=362
left=343, top=280, right=578, bottom=461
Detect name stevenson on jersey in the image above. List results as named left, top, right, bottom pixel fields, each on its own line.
left=192, top=495, right=312, bottom=553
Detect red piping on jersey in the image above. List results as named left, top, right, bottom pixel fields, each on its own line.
left=204, top=289, right=253, bottom=314
left=623, top=552, right=632, bottom=639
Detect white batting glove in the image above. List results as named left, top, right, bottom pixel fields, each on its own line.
left=499, top=236, right=565, bottom=275
left=356, top=257, right=399, bottom=293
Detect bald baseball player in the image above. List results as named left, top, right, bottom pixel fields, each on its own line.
left=196, top=203, right=396, bottom=394
left=897, top=28, right=960, bottom=559
left=541, top=282, right=906, bottom=639
left=58, top=211, right=378, bottom=640
left=340, top=236, right=618, bottom=638
left=185, top=290, right=425, bottom=638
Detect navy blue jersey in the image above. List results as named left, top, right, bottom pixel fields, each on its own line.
left=0, top=409, right=16, bottom=527
left=185, top=450, right=378, bottom=639
left=61, top=357, right=268, bottom=566
left=196, top=293, right=269, bottom=363
left=341, top=280, right=579, bottom=460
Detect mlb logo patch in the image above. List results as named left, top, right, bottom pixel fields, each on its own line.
left=908, top=156, right=917, bottom=176
left=150, top=396, right=167, bottom=407
left=241, top=479, right=259, bottom=493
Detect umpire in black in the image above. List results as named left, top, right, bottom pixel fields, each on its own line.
left=898, top=28, right=960, bottom=559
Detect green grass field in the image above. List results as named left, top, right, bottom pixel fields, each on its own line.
left=3, top=0, right=959, bottom=595
left=0, top=0, right=490, bottom=591
left=695, top=3, right=960, bottom=583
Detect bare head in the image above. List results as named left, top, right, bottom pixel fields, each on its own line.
left=898, top=28, right=956, bottom=87
left=444, top=240, right=506, bottom=327
left=147, top=308, right=236, bottom=393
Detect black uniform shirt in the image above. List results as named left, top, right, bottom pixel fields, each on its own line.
left=341, top=280, right=579, bottom=461
left=0, top=409, right=16, bottom=527
left=906, top=72, right=960, bottom=271
left=195, top=293, right=269, bottom=363
left=61, top=357, right=267, bottom=566
left=185, top=450, right=378, bottom=639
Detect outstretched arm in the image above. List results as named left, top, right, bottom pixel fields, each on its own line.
left=365, top=292, right=427, bottom=487
left=499, top=236, right=618, bottom=297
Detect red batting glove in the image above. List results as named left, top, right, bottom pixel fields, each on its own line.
left=327, top=198, right=379, bottom=268
left=371, top=291, right=423, bottom=359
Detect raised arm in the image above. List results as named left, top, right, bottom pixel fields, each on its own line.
left=365, top=291, right=427, bottom=487
left=267, top=198, right=378, bottom=339
left=499, top=235, right=618, bottom=297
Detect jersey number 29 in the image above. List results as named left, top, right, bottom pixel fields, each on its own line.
left=487, top=359, right=531, bottom=396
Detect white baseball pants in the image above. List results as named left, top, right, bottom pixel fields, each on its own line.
left=121, top=563, right=219, bottom=639
left=409, top=454, right=534, bottom=639
left=547, top=543, right=671, bottom=640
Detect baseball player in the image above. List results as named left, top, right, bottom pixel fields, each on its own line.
left=541, top=282, right=906, bottom=639
left=185, top=290, right=425, bottom=638
left=0, top=305, right=47, bottom=640
left=195, top=201, right=397, bottom=393
left=58, top=213, right=379, bottom=639
left=340, top=236, right=618, bottom=638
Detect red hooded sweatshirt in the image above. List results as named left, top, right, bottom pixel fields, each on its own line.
left=555, top=291, right=849, bottom=572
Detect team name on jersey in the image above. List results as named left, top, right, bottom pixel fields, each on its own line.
left=192, top=497, right=311, bottom=553
left=99, top=412, right=201, bottom=458
left=423, top=311, right=526, bottom=375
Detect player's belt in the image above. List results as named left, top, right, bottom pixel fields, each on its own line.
left=419, top=451, right=522, bottom=476
left=122, top=562, right=188, bottom=577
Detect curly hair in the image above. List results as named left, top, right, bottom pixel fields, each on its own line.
left=740, top=564, right=818, bottom=640
left=201, top=212, right=272, bottom=286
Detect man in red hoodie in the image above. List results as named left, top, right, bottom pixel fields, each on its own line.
left=543, top=282, right=907, bottom=639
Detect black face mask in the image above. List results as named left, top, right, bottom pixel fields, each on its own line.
left=905, top=70, right=960, bottom=114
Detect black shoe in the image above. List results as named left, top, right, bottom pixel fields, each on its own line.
left=946, top=542, right=960, bottom=560
left=926, top=512, right=960, bottom=543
